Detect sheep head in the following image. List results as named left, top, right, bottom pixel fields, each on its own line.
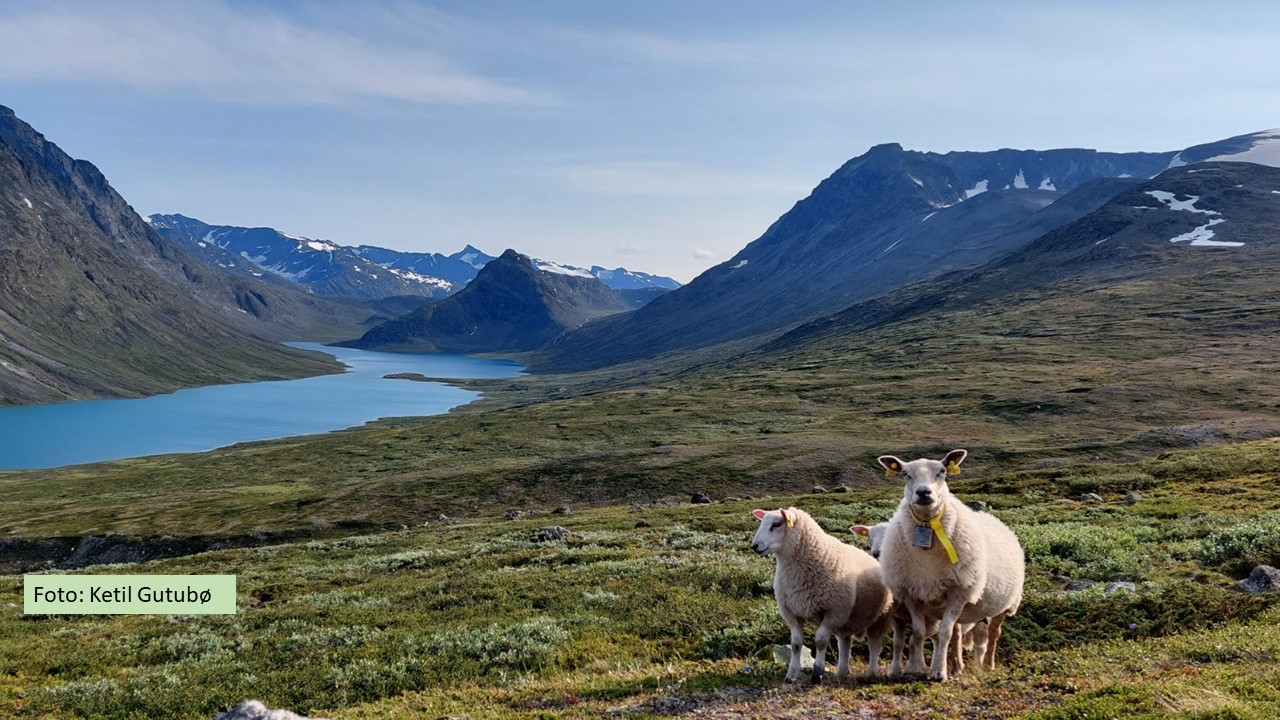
left=878, top=450, right=967, bottom=517
left=751, top=507, right=795, bottom=555
left=850, top=521, right=890, bottom=559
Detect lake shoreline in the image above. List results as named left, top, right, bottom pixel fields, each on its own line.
left=0, top=343, right=523, bottom=471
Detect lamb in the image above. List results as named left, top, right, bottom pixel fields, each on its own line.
left=874, top=449, right=1025, bottom=681
left=751, top=506, right=894, bottom=683
left=850, top=521, right=988, bottom=676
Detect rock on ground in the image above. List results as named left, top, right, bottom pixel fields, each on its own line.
left=533, top=525, right=573, bottom=542
left=213, top=701, right=326, bottom=720
left=1237, top=565, right=1280, bottom=594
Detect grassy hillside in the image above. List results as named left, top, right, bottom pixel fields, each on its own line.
left=4, top=162, right=1279, bottom=718
left=5, top=239, right=1278, bottom=541
left=3, top=442, right=1279, bottom=718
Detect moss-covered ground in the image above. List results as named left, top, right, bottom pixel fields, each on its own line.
left=3, top=439, right=1279, bottom=718
left=3, top=255, right=1280, bottom=717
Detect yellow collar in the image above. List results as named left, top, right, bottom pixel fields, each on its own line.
left=909, top=503, right=945, bottom=526
left=908, top=502, right=959, bottom=564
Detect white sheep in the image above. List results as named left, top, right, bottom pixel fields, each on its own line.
left=874, top=449, right=1025, bottom=681
left=751, top=506, right=893, bottom=683
left=851, top=521, right=989, bottom=676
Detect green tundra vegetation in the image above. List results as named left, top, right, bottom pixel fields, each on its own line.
left=3, top=248, right=1280, bottom=718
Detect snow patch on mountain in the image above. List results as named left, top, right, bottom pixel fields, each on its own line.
left=1145, top=191, right=1220, bottom=215
left=731, top=259, right=749, bottom=269
left=1170, top=218, right=1237, bottom=247
left=1167, top=153, right=1187, bottom=169
left=533, top=259, right=594, bottom=278
left=1206, top=130, right=1280, bottom=168
left=22, top=196, right=32, bottom=209
left=1143, top=190, right=1239, bottom=247
left=1038, top=177, right=1057, bottom=191
left=965, top=179, right=989, bottom=198
left=387, top=268, right=453, bottom=290
left=1013, top=169, right=1028, bottom=189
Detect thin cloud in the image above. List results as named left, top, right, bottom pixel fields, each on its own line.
left=692, top=249, right=715, bottom=259
left=0, top=1, right=542, bottom=107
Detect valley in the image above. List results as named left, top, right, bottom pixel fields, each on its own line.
left=4, top=102, right=1280, bottom=719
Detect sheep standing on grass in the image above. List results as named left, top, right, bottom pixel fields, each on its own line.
left=875, top=449, right=1025, bottom=681
left=751, top=506, right=893, bottom=683
left=851, top=522, right=991, bottom=676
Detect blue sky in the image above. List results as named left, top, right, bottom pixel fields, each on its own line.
left=2, top=1, right=1278, bottom=282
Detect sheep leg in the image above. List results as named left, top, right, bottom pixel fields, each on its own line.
left=905, top=600, right=929, bottom=675
left=950, top=623, right=965, bottom=677
left=929, top=599, right=968, bottom=682
left=864, top=627, right=884, bottom=679
left=835, top=634, right=852, bottom=680
left=973, top=622, right=990, bottom=669
left=983, top=613, right=1008, bottom=670
left=810, top=623, right=833, bottom=684
left=888, top=615, right=906, bottom=676
left=782, top=611, right=806, bottom=683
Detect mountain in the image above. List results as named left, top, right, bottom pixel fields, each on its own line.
left=1167, top=128, right=1280, bottom=169
left=149, top=214, right=455, bottom=300
left=153, top=215, right=682, bottom=299
left=344, top=249, right=641, bottom=353
left=771, top=161, right=1280, bottom=350
left=0, top=105, right=341, bottom=405
left=351, top=243, right=496, bottom=289
left=589, top=265, right=681, bottom=290
left=538, top=142, right=1173, bottom=371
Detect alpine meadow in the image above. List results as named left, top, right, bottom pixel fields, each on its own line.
left=3, top=4, right=1280, bottom=719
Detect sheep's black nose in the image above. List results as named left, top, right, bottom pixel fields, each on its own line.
left=916, top=489, right=932, bottom=498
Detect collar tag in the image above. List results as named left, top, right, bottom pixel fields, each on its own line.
left=912, top=524, right=934, bottom=548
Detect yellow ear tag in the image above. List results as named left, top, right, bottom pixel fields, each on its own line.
left=886, top=462, right=900, bottom=477
left=946, top=462, right=962, bottom=476
left=785, top=514, right=795, bottom=528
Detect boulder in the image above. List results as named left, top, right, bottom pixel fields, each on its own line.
left=213, top=701, right=325, bottom=720
left=533, top=525, right=573, bottom=543
left=1237, top=565, right=1280, bottom=594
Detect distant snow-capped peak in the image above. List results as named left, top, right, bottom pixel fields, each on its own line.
left=531, top=259, right=595, bottom=278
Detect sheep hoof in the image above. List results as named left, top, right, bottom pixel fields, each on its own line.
left=783, top=674, right=799, bottom=684
left=810, top=671, right=824, bottom=685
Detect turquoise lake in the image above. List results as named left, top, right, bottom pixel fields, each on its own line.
left=0, top=343, right=523, bottom=470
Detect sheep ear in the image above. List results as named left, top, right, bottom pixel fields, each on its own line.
left=752, top=509, right=766, bottom=520
left=850, top=525, right=870, bottom=537
left=878, top=455, right=905, bottom=476
left=943, top=449, right=968, bottom=475
left=780, top=508, right=794, bottom=527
